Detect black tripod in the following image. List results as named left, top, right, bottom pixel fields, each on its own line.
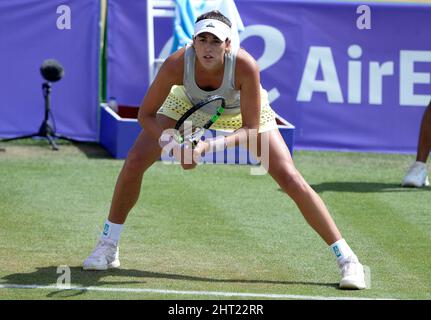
left=1, top=82, right=76, bottom=150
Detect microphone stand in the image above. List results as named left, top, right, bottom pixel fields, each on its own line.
left=1, top=81, right=77, bottom=150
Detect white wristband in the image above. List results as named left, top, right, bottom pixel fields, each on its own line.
left=208, top=136, right=226, bottom=152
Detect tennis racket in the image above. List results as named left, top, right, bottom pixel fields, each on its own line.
left=174, top=95, right=226, bottom=148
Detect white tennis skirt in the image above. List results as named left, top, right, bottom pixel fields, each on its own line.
left=157, top=85, right=278, bottom=133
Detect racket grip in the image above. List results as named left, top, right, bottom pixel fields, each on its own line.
left=208, top=136, right=227, bottom=152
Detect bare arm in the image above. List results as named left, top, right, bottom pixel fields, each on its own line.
left=137, top=50, right=184, bottom=141
left=226, top=49, right=261, bottom=148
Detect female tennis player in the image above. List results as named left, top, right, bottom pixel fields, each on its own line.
left=83, top=10, right=366, bottom=289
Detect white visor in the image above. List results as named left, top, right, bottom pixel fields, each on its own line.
left=194, top=19, right=231, bottom=41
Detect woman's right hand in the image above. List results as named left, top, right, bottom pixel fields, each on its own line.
left=159, top=132, right=201, bottom=170
left=172, top=141, right=198, bottom=170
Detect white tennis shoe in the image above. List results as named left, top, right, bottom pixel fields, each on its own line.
left=402, top=161, right=429, bottom=188
left=338, top=257, right=366, bottom=290
left=83, top=239, right=120, bottom=270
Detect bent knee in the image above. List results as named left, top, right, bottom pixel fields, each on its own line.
left=124, top=152, right=145, bottom=173
left=124, top=147, right=156, bottom=173
left=274, top=165, right=308, bottom=195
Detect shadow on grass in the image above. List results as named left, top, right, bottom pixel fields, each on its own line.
left=1, top=266, right=338, bottom=298
left=73, top=142, right=113, bottom=159
left=278, top=182, right=430, bottom=194
left=0, top=137, right=112, bottom=159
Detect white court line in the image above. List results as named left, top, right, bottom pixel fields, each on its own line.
left=0, top=284, right=394, bottom=300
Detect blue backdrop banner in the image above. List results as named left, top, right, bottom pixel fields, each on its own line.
left=0, top=0, right=101, bottom=141
left=107, top=0, right=431, bottom=153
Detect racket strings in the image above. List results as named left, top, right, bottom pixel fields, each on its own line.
left=176, top=100, right=224, bottom=139
left=163, top=95, right=220, bottom=129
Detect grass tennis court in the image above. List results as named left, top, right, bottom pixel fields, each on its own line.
left=0, top=141, right=429, bottom=300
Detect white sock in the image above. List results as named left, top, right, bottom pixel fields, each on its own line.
left=330, top=238, right=357, bottom=266
left=100, top=220, right=123, bottom=244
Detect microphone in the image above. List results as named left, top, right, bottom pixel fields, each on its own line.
left=40, top=59, right=64, bottom=82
